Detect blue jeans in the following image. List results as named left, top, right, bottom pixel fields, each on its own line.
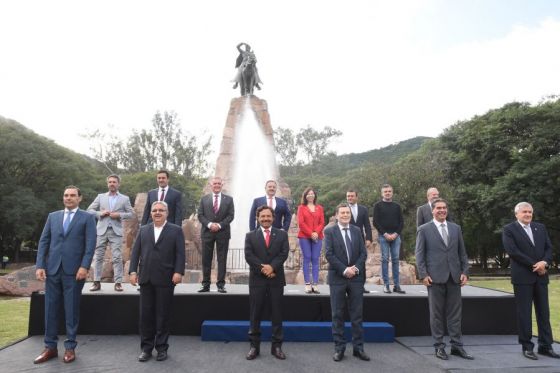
left=379, top=235, right=401, bottom=286
left=299, top=238, right=322, bottom=284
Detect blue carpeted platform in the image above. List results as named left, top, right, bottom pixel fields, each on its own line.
left=201, top=320, right=394, bottom=342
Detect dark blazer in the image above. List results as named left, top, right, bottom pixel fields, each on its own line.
left=197, top=193, right=235, bottom=239
left=350, top=204, right=372, bottom=242
left=142, top=187, right=183, bottom=226
left=324, top=224, right=367, bottom=285
left=36, top=209, right=97, bottom=275
left=502, top=221, right=553, bottom=285
left=415, top=221, right=469, bottom=284
left=249, top=196, right=292, bottom=231
left=129, top=223, right=186, bottom=287
left=244, top=227, right=289, bottom=287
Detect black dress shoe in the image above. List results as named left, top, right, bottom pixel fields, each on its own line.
left=271, top=346, right=286, bottom=360
left=435, top=348, right=448, bottom=360
left=138, top=351, right=152, bottom=362
left=450, top=346, right=474, bottom=360
left=217, top=287, right=227, bottom=293
left=246, top=347, right=259, bottom=360
left=363, top=287, right=370, bottom=294
left=538, top=348, right=560, bottom=358
left=383, top=285, right=392, bottom=294
left=523, top=350, right=538, bottom=360
left=333, top=351, right=344, bottom=361
left=156, top=350, right=167, bottom=361
left=353, top=349, right=370, bottom=361
left=197, top=286, right=210, bottom=293
left=393, top=286, right=406, bottom=294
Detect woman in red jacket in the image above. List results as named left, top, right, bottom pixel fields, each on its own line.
left=297, top=187, right=325, bottom=293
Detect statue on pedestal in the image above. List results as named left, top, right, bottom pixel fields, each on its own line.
left=232, top=42, right=263, bottom=96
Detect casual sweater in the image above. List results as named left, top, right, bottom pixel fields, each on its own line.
left=372, top=200, right=404, bottom=235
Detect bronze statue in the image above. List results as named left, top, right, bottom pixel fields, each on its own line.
left=232, top=42, right=263, bottom=96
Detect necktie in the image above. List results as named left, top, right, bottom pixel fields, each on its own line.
left=440, top=223, right=448, bottom=246
left=524, top=225, right=535, bottom=245
left=213, top=194, right=219, bottom=214
left=268, top=197, right=273, bottom=208
left=264, top=229, right=271, bottom=247
left=343, top=227, right=352, bottom=263
left=160, top=188, right=165, bottom=201
left=63, top=211, right=74, bottom=234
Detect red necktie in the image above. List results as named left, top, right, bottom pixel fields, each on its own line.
left=268, top=197, right=273, bottom=208
left=160, top=188, right=165, bottom=201
left=264, top=229, right=270, bottom=247
left=213, top=194, right=219, bottom=214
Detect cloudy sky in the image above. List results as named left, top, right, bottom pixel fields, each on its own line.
left=1, top=0, right=559, bottom=162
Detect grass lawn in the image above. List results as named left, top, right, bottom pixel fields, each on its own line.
left=0, top=296, right=30, bottom=348
left=471, top=277, right=560, bottom=340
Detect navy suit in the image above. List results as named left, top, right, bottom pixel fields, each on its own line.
left=36, top=209, right=97, bottom=350
left=142, top=187, right=183, bottom=226
left=502, top=221, right=554, bottom=351
left=349, top=204, right=372, bottom=242
left=324, top=224, right=367, bottom=353
left=249, top=196, right=292, bottom=231
left=244, top=227, right=289, bottom=349
left=129, top=222, right=186, bottom=353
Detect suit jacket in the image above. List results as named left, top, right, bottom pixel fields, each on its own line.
left=416, top=203, right=454, bottom=227
left=415, top=221, right=469, bottom=284
left=129, top=223, right=186, bottom=287
left=87, top=192, right=134, bottom=236
left=350, top=204, right=372, bottom=242
left=36, top=209, right=97, bottom=276
left=502, top=221, right=553, bottom=285
left=249, top=196, right=292, bottom=231
left=324, top=224, right=367, bottom=285
left=297, top=204, right=325, bottom=240
left=244, top=227, right=289, bottom=287
left=141, top=187, right=183, bottom=226
left=197, top=193, right=235, bottom=239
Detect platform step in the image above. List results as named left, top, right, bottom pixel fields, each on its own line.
left=201, top=321, right=394, bottom=342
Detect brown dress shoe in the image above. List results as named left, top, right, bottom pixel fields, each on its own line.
left=271, top=346, right=286, bottom=360
left=89, top=281, right=101, bottom=291
left=114, top=283, right=123, bottom=292
left=246, top=347, right=259, bottom=360
left=33, top=348, right=58, bottom=364
left=63, top=349, right=76, bottom=363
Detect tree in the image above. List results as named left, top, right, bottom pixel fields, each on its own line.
left=85, top=111, right=212, bottom=177
left=273, top=127, right=301, bottom=167
left=296, top=125, right=342, bottom=164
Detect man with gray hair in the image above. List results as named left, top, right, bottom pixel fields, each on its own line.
left=502, top=202, right=558, bottom=360
left=87, top=174, right=134, bottom=292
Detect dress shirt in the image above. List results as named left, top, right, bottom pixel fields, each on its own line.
left=517, top=220, right=534, bottom=245
left=154, top=222, right=167, bottom=242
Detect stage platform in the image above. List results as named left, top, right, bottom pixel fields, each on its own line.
left=4, top=335, right=560, bottom=373
left=29, top=284, right=517, bottom=337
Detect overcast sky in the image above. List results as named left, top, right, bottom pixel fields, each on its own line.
left=1, top=0, right=559, bottom=163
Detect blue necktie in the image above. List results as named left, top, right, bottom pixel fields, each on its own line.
left=63, top=211, right=74, bottom=234
left=343, top=227, right=352, bottom=264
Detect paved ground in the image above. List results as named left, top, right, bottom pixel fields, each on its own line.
left=3, top=335, right=560, bottom=373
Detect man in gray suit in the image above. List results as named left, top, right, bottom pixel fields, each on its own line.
left=87, top=174, right=134, bottom=291
left=415, top=198, right=473, bottom=361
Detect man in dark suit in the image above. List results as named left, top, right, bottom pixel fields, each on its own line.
left=141, top=170, right=183, bottom=226
left=34, top=186, right=97, bottom=364
left=415, top=199, right=473, bottom=361
left=325, top=203, right=370, bottom=362
left=346, top=189, right=372, bottom=294
left=417, top=187, right=453, bottom=227
left=129, top=201, right=185, bottom=362
left=244, top=205, right=290, bottom=360
left=197, top=176, right=235, bottom=293
left=502, top=202, right=559, bottom=360
left=249, top=180, right=291, bottom=231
